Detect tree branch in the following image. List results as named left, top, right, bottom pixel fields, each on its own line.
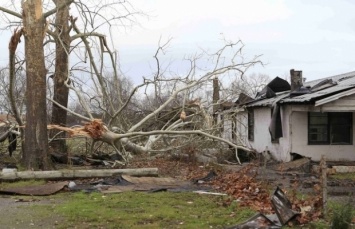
left=43, top=0, right=74, bottom=18
left=0, top=7, right=22, bottom=19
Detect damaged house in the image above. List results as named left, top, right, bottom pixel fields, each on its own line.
left=220, top=70, right=355, bottom=162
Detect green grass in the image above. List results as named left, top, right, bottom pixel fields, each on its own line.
left=54, top=191, right=255, bottom=229
left=328, top=200, right=355, bottom=229
left=0, top=179, right=45, bottom=189
left=330, top=172, right=355, bottom=181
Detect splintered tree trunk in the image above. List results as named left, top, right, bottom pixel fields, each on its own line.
left=22, top=0, right=52, bottom=170
left=50, top=0, right=71, bottom=153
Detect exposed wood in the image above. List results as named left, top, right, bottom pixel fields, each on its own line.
left=192, top=191, right=227, bottom=196
left=9, top=28, right=24, bottom=127
left=0, top=168, right=158, bottom=180
left=274, top=157, right=310, bottom=172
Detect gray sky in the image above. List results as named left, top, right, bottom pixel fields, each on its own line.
left=116, top=0, right=355, bottom=83
left=1, top=0, right=355, bottom=84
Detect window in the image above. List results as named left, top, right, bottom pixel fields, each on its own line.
left=308, top=112, right=352, bottom=145
left=248, top=109, right=254, bottom=141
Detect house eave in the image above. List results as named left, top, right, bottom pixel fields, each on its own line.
left=315, top=87, right=355, bottom=107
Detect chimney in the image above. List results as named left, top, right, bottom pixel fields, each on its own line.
left=290, top=69, right=303, bottom=91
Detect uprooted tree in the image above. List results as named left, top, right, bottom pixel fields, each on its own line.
left=1, top=0, right=262, bottom=169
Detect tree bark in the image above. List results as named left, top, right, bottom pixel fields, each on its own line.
left=22, top=0, right=52, bottom=170
left=50, top=0, right=71, bottom=153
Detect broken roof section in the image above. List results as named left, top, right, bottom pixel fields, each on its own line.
left=282, top=71, right=355, bottom=104
left=255, top=77, right=290, bottom=100
left=241, top=70, right=355, bottom=107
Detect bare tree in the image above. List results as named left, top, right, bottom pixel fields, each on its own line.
left=225, top=73, right=271, bottom=99
left=1, top=0, right=143, bottom=167
left=49, top=39, right=262, bottom=164
left=1, top=1, right=262, bottom=167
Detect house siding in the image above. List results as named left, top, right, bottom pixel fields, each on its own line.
left=320, top=93, right=355, bottom=112
left=290, top=105, right=355, bottom=161
left=233, top=104, right=355, bottom=162
left=233, top=107, right=291, bottom=161
left=221, top=95, right=355, bottom=162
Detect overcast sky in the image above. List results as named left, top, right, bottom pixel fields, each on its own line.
left=115, top=0, right=355, bottom=83
left=1, top=0, right=355, bottom=84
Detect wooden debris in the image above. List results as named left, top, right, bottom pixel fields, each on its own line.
left=48, top=119, right=105, bottom=139
left=0, top=168, right=158, bottom=181
left=274, top=158, right=310, bottom=172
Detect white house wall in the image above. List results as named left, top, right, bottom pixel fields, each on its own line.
left=226, top=100, right=355, bottom=162
left=245, top=107, right=291, bottom=162
left=290, top=105, right=355, bottom=161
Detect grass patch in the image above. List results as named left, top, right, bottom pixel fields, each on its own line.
left=330, top=172, right=355, bottom=181
left=0, top=179, right=45, bottom=189
left=328, top=200, right=355, bottom=229
left=56, top=191, right=255, bottom=229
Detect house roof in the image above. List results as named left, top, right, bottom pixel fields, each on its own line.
left=242, top=71, right=355, bottom=108
left=281, top=71, right=355, bottom=103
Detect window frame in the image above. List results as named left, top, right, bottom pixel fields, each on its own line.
left=308, top=112, right=353, bottom=145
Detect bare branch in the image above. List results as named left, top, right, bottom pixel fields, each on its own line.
left=0, top=6, right=22, bottom=19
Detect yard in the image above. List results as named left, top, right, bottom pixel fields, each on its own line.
left=0, top=152, right=355, bottom=228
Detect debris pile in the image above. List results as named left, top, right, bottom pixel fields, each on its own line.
left=210, top=165, right=325, bottom=226
left=285, top=185, right=323, bottom=225
left=209, top=165, right=273, bottom=213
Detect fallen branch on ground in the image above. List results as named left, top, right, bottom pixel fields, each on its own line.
left=0, top=168, right=158, bottom=180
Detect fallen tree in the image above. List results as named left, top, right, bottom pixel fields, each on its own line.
left=46, top=38, right=262, bottom=165
left=0, top=168, right=158, bottom=180
left=3, top=1, right=261, bottom=166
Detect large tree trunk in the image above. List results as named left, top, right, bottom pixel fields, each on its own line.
left=22, top=0, right=52, bottom=170
left=50, top=0, right=70, bottom=153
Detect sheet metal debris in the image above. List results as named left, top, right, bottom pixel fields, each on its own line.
left=101, top=175, right=193, bottom=193
left=271, top=187, right=300, bottom=225
left=229, top=186, right=300, bottom=228
left=0, top=181, right=68, bottom=196
left=227, top=213, right=281, bottom=229
left=67, top=175, right=203, bottom=194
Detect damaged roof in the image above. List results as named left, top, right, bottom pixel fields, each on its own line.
left=243, top=71, right=355, bottom=107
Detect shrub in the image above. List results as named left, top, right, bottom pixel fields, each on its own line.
left=331, top=201, right=354, bottom=229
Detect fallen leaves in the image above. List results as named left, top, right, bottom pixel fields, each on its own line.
left=131, top=156, right=326, bottom=226
left=209, top=165, right=274, bottom=214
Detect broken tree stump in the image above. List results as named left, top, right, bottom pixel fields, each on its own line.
left=0, top=168, right=158, bottom=181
